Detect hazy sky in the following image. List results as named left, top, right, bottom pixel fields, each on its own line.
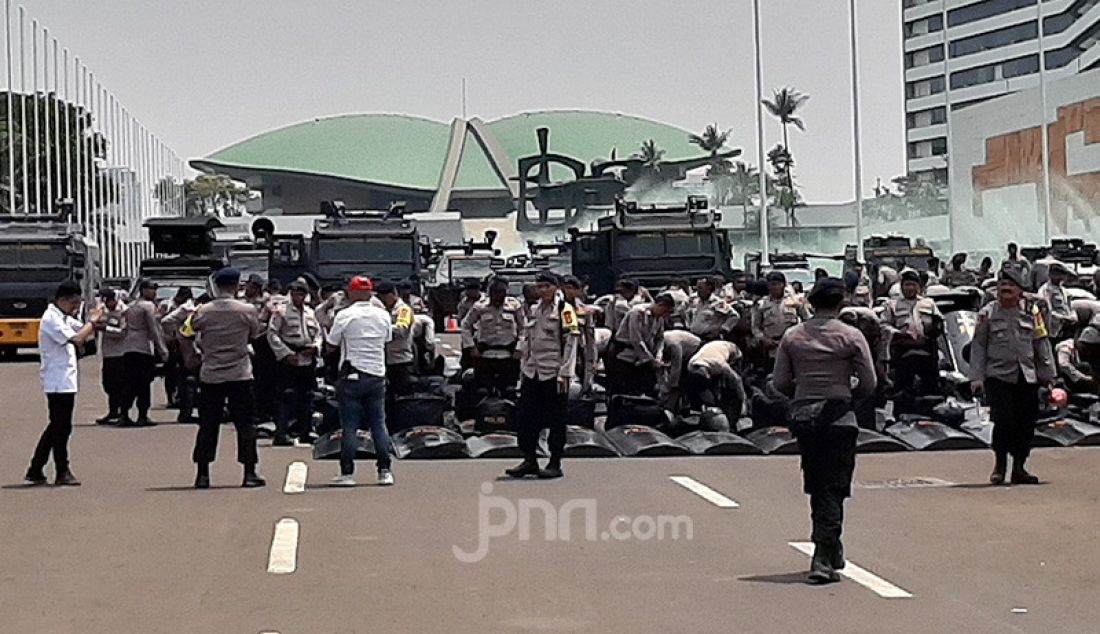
left=20, top=0, right=905, bottom=203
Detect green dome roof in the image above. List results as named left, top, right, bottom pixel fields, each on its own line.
left=197, top=110, right=719, bottom=193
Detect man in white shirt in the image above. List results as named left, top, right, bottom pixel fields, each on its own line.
left=26, top=280, right=103, bottom=486
left=325, top=276, right=395, bottom=487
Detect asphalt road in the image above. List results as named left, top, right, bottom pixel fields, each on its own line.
left=2, top=353, right=1099, bottom=633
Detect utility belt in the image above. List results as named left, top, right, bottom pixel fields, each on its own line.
left=787, top=398, right=855, bottom=437
left=477, top=342, right=517, bottom=353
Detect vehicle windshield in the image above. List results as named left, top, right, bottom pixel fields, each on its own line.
left=316, top=238, right=415, bottom=263
left=153, top=282, right=208, bottom=303
left=0, top=241, right=68, bottom=267
left=617, top=231, right=716, bottom=258
left=230, top=253, right=269, bottom=278
left=449, top=257, right=494, bottom=279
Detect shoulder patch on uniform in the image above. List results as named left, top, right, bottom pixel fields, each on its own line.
left=560, top=303, right=580, bottom=335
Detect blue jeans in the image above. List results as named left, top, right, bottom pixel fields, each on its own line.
left=336, top=375, right=392, bottom=475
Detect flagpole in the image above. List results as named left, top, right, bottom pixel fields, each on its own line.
left=942, top=1, right=955, bottom=252
left=1037, top=0, right=1052, bottom=241
left=752, top=0, right=770, bottom=266
left=18, top=5, right=27, bottom=213
left=30, top=18, right=38, bottom=213
left=4, top=0, right=12, bottom=214
left=849, top=0, right=865, bottom=264
left=42, top=27, right=50, bottom=213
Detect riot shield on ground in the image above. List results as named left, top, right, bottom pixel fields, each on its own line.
left=885, top=420, right=988, bottom=450
left=958, top=405, right=994, bottom=445
left=1032, top=419, right=1100, bottom=447
left=312, top=429, right=377, bottom=460
left=855, top=428, right=912, bottom=453
left=466, top=433, right=525, bottom=459
left=392, top=426, right=469, bottom=459
left=743, top=427, right=800, bottom=455
left=676, top=431, right=764, bottom=456
left=545, top=425, right=620, bottom=458
left=601, top=425, right=690, bottom=457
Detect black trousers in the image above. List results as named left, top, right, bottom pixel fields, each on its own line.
left=163, top=347, right=181, bottom=406
left=122, top=352, right=155, bottom=417
left=473, top=356, right=520, bottom=395
left=31, top=393, right=75, bottom=473
left=795, top=424, right=857, bottom=546
left=194, top=380, right=258, bottom=466
left=891, top=351, right=938, bottom=404
left=986, top=373, right=1039, bottom=461
left=101, top=356, right=127, bottom=415
left=251, top=337, right=277, bottom=421
left=275, top=363, right=316, bottom=439
left=517, top=376, right=567, bottom=460
left=386, top=362, right=415, bottom=398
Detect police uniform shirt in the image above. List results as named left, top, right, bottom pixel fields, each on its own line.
left=773, top=317, right=877, bottom=402
left=406, top=294, right=429, bottom=314
left=687, top=294, right=739, bottom=340
left=518, top=298, right=579, bottom=381
left=1074, top=299, right=1100, bottom=329
left=942, top=267, right=979, bottom=287
left=970, top=302, right=1056, bottom=385
left=605, top=294, right=643, bottom=333
left=614, top=304, right=666, bottom=366
left=189, top=298, right=263, bottom=384
left=259, top=293, right=288, bottom=325
left=120, top=298, right=168, bottom=359
left=100, top=302, right=129, bottom=359
left=385, top=298, right=416, bottom=366
left=660, top=330, right=702, bottom=390
left=267, top=301, right=321, bottom=367
left=456, top=295, right=480, bottom=323
left=460, top=297, right=521, bottom=359
left=879, top=295, right=942, bottom=355
left=687, top=340, right=742, bottom=381
left=1038, top=281, right=1077, bottom=335
left=751, top=294, right=810, bottom=341
left=573, top=300, right=599, bottom=378
left=1055, top=339, right=1090, bottom=384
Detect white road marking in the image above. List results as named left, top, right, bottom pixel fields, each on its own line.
left=669, top=476, right=739, bottom=508
left=788, top=542, right=913, bottom=598
left=283, top=461, right=308, bottom=494
left=267, top=518, right=300, bottom=574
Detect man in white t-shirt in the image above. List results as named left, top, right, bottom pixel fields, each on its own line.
left=325, top=276, right=395, bottom=487
left=26, top=280, right=104, bottom=486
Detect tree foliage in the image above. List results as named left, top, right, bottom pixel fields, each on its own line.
left=184, top=173, right=252, bottom=217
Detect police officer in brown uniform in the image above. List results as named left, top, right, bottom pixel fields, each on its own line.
left=118, top=279, right=168, bottom=426
left=460, top=277, right=522, bottom=396
left=751, top=272, right=811, bottom=367
left=506, top=272, right=579, bottom=480
left=879, top=270, right=943, bottom=410
left=687, top=276, right=739, bottom=342
left=184, top=268, right=265, bottom=489
left=376, top=282, right=417, bottom=397
left=96, top=289, right=128, bottom=424
left=970, top=269, right=1055, bottom=486
left=610, top=294, right=675, bottom=396
left=267, top=279, right=321, bottom=446
left=773, top=278, right=877, bottom=584
left=561, top=276, right=599, bottom=392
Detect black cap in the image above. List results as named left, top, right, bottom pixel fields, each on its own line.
left=653, top=292, right=676, bottom=308
left=246, top=273, right=265, bottom=287
left=212, top=267, right=241, bottom=287
left=998, top=268, right=1026, bottom=289
left=374, top=282, right=397, bottom=295
left=136, top=278, right=158, bottom=291
left=1049, top=261, right=1072, bottom=276
left=561, top=275, right=582, bottom=289
left=809, top=277, right=846, bottom=307
left=900, top=270, right=921, bottom=284
left=765, top=271, right=786, bottom=284
left=287, top=280, right=309, bottom=293
left=463, top=279, right=481, bottom=291
left=99, top=288, right=116, bottom=300
left=535, top=272, right=560, bottom=286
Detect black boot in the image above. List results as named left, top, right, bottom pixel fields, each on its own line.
left=538, top=458, right=564, bottom=479
left=505, top=457, right=540, bottom=479
left=830, top=539, right=846, bottom=571
left=1010, top=457, right=1039, bottom=485
left=242, top=466, right=266, bottom=488
left=989, top=452, right=1007, bottom=485
left=807, top=542, right=840, bottom=584
left=194, top=463, right=210, bottom=489
left=95, top=411, right=120, bottom=425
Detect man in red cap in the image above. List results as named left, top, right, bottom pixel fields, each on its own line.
left=325, top=276, right=395, bottom=487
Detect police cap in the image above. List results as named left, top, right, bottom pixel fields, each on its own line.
left=246, top=273, right=265, bottom=287
left=653, top=292, right=676, bottom=308
left=535, top=272, right=561, bottom=286
left=374, top=282, right=397, bottom=295
left=808, top=277, right=846, bottom=308
left=997, top=268, right=1027, bottom=289
left=765, top=271, right=786, bottom=284
left=287, top=280, right=309, bottom=293
left=900, top=270, right=921, bottom=284
left=1079, top=326, right=1100, bottom=345
left=212, top=268, right=240, bottom=287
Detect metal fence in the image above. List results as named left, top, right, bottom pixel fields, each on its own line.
left=1, top=0, right=185, bottom=279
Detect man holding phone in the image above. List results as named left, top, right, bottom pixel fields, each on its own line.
left=506, top=272, right=579, bottom=480
left=26, top=280, right=104, bottom=486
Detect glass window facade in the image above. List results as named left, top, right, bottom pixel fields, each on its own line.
left=950, top=21, right=1037, bottom=57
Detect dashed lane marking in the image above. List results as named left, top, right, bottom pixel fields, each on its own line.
left=267, top=518, right=299, bottom=574
left=788, top=542, right=913, bottom=598
left=283, top=461, right=308, bottom=494
left=669, top=476, right=740, bottom=508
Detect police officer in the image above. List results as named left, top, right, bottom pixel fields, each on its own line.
left=970, top=269, right=1055, bottom=486
left=605, top=278, right=640, bottom=333
left=773, top=278, right=876, bottom=584
left=399, top=281, right=436, bottom=372
left=751, top=272, right=810, bottom=365
left=687, top=276, right=739, bottom=342
left=1000, top=242, right=1030, bottom=280
left=456, top=280, right=482, bottom=323
left=659, top=330, right=702, bottom=407
left=561, top=276, right=599, bottom=392
left=243, top=274, right=268, bottom=311
left=183, top=268, right=265, bottom=489
left=685, top=340, right=747, bottom=420
left=376, top=282, right=416, bottom=397
left=610, top=294, right=675, bottom=396
left=460, top=277, right=521, bottom=396
left=1039, top=261, right=1077, bottom=340
left=267, top=279, right=321, bottom=447
left=119, top=279, right=168, bottom=426
left=506, top=272, right=579, bottom=480
left=245, top=274, right=277, bottom=423
left=163, top=293, right=207, bottom=424
left=95, top=289, right=127, bottom=425
left=942, top=253, right=978, bottom=287
left=879, top=270, right=943, bottom=411
left=1055, top=325, right=1100, bottom=393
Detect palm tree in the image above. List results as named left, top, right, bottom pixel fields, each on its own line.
left=637, top=139, right=665, bottom=175
left=762, top=87, right=808, bottom=219
left=688, top=123, right=733, bottom=175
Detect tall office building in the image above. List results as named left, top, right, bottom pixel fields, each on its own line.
left=902, top=0, right=1100, bottom=185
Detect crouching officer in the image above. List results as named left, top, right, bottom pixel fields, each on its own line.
left=460, top=277, right=521, bottom=396
left=1055, top=325, right=1100, bottom=393
left=773, top=278, right=876, bottom=584
left=506, top=272, right=579, bottom=480
left=182, top=268, right=265, bottom=489
left=267, top=279, right=321, bottom=447
left=880, top=270, right=943, bottom=411
left=970, top=269, right=1056, bottom=485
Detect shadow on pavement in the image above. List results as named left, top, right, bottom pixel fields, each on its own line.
left=1, top=483, right=53, bottom=491
left=738, top=571, right=808, bottom=585
left=145, top=485, right=247, bottom=492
